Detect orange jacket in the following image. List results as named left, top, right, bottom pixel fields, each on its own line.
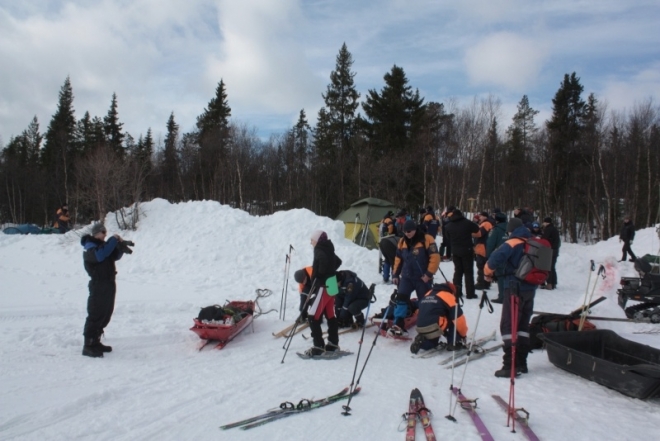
left=474, top=219, right=493, bottom=257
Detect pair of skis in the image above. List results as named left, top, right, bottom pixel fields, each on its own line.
left=451, top=388, right=540, bottom=441
left=220, top=387, right=360, bottom=430
left=402, top=388, right=436, bottom=440
left=435, top=330, right=498, bottom=364
left=272, top=321, right=309, bottom=338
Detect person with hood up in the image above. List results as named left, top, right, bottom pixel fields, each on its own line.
left=484, top=224, right=538, bottom=377
left=443, top=206, right=480, bottom=299
left=303, top=230, right=343, bottom=356
left=81, top=223, right=126, bottom=357
left=410, top=282, right=468, bottom=354
left=619, top=216, right=636, bottom=262
left=390, top=220, right=440, bottom=336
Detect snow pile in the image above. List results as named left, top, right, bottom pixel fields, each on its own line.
left=0, top=199, right=659, bottom=440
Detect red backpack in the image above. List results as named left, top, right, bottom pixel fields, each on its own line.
left=514, top=237, right=553, bottom=285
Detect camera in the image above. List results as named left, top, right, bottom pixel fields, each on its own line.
left=119, top=240, right=135, bottom=254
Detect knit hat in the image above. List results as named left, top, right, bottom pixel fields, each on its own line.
left=506, top=218, right=523, bottom=234
left=479, top=211, right=489, bottom=217
left=543, top=217, right=552, bottom=224
left=310, top=230, right=326, bottom=243
left=403, top=220, right=417, bottom=232
left=495, top=212, right=507, bottom=222
left=446, top=205, right=456, bottom=213
left=294, top=269, right=307, bottom=284
left=532, top=222, right=540, bottom=229
left=91, top=223, right=106, bottom=235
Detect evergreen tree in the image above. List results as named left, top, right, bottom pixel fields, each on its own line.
left=103, top=93, right=125, bottom=156
left=195, top=79, right=232, bottom=200
left=313, top=43, right=360, bottom=213
left=161, top=112, right=180, bottom=201
left=361, top=65, right=426, bottom=157
left=42, top=76, right=78, bottom=206
left=546, top=72, right=586, bottom=240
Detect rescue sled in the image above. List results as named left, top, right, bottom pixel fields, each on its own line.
left=190, top=300, right=255, bottom=350
left=538, top=330, right=660, bottom=399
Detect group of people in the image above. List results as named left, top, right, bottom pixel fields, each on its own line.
left=375, top=204, right=566, bottom=377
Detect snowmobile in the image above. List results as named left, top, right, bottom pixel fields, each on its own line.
left=617, top=255, right=660, bottom=323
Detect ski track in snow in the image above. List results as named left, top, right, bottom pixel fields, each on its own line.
left=1, top=199, right=660, bottom=440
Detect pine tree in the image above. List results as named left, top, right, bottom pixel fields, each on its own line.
left=546, top=72, right=586, bottom=240
left=314, top=43, right=361, bottom=214
left=196, top=79, right=232, bottom=200
left=42, top=76, right=78, bottom=206
left=103, top=93, right=125, bottom=156
left=161, top=112, right=180, bottom=201
left=362, top=65, right=426, bottom=157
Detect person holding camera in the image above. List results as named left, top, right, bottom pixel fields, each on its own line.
left=81, top=223, right=132, bottom=358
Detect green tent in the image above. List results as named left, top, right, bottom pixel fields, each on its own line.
left=335, top=197, right=397, bottom=249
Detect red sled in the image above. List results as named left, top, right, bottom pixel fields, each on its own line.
left=190, top=300, right=255, bottom=350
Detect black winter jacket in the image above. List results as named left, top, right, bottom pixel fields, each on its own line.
left=541, top=224, right=561, bottom=250
left=620, top=221, right=636, bottom=242
left=311, top=239, right=342, bottom=287
left=443, top=210, right=480, bottom=256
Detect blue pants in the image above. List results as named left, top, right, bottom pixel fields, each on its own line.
left=394, top=276, right=431, bottom=326
left=382, top=261, right=391, bottom=282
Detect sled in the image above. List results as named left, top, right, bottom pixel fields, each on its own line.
left=538, top=330, right=660, bottom=399
left=190, top=300, right=255, bottom=350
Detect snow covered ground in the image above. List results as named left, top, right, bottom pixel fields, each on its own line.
left=1, top=199, right=659, bottom=441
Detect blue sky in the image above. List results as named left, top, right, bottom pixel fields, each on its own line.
left=1, top=0, right=659, bottom=145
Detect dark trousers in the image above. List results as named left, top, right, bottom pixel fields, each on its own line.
left=548, top=250, right=559, bottom=286
left=621, top=241, right=636, bottom=261
left=83, top=280, right=117, bottom=339
left=452, top=252, right=475, bottom=297
left=475, top=254, right=487, bottom=285
left=500, top=284, right=535, bottom=368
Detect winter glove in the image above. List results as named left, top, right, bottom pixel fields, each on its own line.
left=339, top=307, right=351, bottom=321
left=392, top=277, right=399, bottom=285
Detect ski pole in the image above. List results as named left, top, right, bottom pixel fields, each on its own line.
left=281, top=245, right=294, bottom=321
left=577, top=260, right=596, bottom=325
left=281, top=280, right=317, bottom=363
left=345, top=286, right=374, bottom=396
left=342, top=304, right=391, bottom=416
left=445, top=291, right=462, bottom=421
left=578, top=264, right=606, bottom=331
left=279, top=254, right=290, bottom=320
left=449, top=290, right=494, bottom=420
left=507, top=284, right=520, bottom=432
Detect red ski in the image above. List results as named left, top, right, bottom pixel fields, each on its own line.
left=190, top=300, right=254, bottom=350
left=412, top=388, right=436, bottom=441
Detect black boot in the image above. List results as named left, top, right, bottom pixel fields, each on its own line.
left=495, top=346, right=516, bottom=377
left=92, top=337, right=112, bottom=353
left=517, top=344, right=529, bottom=374
left=353, top=313, right=365, bottom=328
left=326, top=317, right=339, bottom=351
left=82, top=337, right=103, bottom=358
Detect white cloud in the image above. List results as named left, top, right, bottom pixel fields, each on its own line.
left=464, top=32, right=548, bottom=92
left=600, top=63, right=660, bottom=113
left=205, top=0, right=324, bottom=118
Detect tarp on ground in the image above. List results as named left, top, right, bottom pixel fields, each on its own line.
left=335, top=198, right=397, bottom=250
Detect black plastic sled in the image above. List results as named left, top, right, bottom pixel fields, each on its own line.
left=538, top=330, right=660, bottom=399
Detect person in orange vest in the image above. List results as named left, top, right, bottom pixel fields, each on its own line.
left=293, top=266, right=314, bottom=324
left=410, top=282, right=468, bottom=354
left=53, top=204, right=71, bottom=233
left=390, top=220, right=440, bottom=337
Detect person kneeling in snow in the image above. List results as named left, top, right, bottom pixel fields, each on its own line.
left=335, top=270, right=373, bottom=329
left=81, top=223, right=126, bottom=358
left=410, top=283, right=468, bottom=354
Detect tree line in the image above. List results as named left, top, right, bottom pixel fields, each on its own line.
left=1, top=44, right=659, bottom=242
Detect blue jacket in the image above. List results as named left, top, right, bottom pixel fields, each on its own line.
left=484, top=226, right=537, bottom=291
left=81, top=235, right=124, bottom=281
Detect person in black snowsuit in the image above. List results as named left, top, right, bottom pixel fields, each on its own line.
left=541, top=217, right=561, bottom=290
left=443, top=207, right=480, bottom=299
left=335, top=270, right=372, bottom=328
left=304, top=230, right=342, bottom=356
left=619, top=217, right=636, bottom=262
left=81, top=223, right=126, bottom=357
